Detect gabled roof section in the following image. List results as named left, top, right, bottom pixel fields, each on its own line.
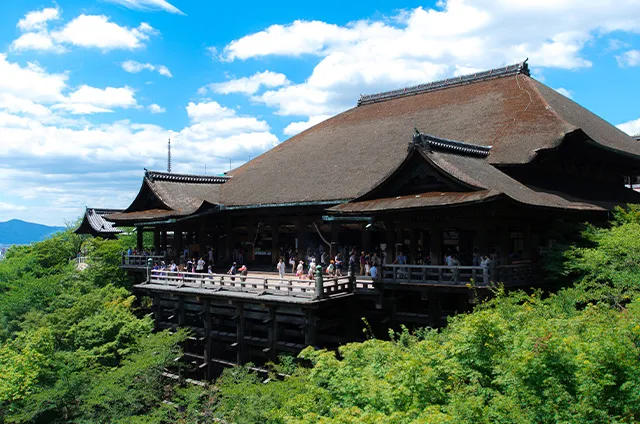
left=358, top=61, right=530, bottom=106
left=75, top=207, right=123, bottom=237
left=108, top=170, right=228, bottom=224
left=330, top=136, right=610, bottom=214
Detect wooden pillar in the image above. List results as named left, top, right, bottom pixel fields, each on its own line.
left=225, top=221, right=233, bottom=263
left=385, top=221, right=396, bottom=264
left=202, top=299, right=212, bottom=380
left=136, top=228, right=144, bottom=251
left=235, top=304, right=245, bottom=365
left=304, top=309, right=317, bottom=347
left=177, top=296, right=185, bottom=327
left=176, top=228, right=184, bottom=263
left=247, top=219, right=257, bottom=263
left=198, top=222, right=206, bottom=259
left=330, top=222, right=339, bottom=259
left=266, top=307, right=277, bottom=362
left=361, top=223, right=371, bottom=253
left=271, top=223, right=280, bottom=266
left=153, top=295, right=162, bottom=330
left=499, top=224, right=510, bottom=265
left=296, top=220, right=307, bottom=260
left=475, top=225, right=489, bottom=256
left=522, top=222, right=532, bottom=260
left=153, top=228, right=160, bottom=253
left=429, top=225, right=443, bottom=265
left=409, top=227, right=418, bottom=265
left=161, top=229, right=168, bottom=252
left=427, top=290, right=442, bottom=328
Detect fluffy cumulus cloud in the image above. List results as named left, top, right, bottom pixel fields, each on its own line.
left=122, top=60, right=173, bottom=77
left=11, top=8, right=158, bottom=53
left=202, top=71, right=289, bottom=95
left=216, top=0, right=640, bottom=129
left=17, top=6, right=61, bottom=32
left=104, top=0, right=185, bottom=15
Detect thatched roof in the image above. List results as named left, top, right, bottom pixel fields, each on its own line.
left=220, top=62, right=640, bottom=207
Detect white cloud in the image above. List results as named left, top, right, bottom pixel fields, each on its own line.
left=17, top=7, right=61, bottom=32
left=0, top=202, right=28, bottom=212
left=157, top=65, right=172, bottom=77
left=104, top=0, right=185, bottom=15
left=554, top=87, right=573, bottom=99
left=222, top=1, right=640, bottom=121
left=204, top=71, right=289, bottom=95
left=11, top=32, right=66, bottom=53
left=616, top=50, right=640, bottom=67
left=52, top=16, right=157, bottom=50
left=67, top=85, right=137, bottom=108
left=186, top=101, right=236, bottom=121
left=51, top=103, right=114, bottom=115
left=618, top=118, right=640, bottom=136
left=148, top=103, right=166, bottom=113
left=0, top=94, right=52, bottom=117
left=12, top=13, right=158, bottom=53
left=0, top=54, right=68, bottom=102
left=283, top=115, right=331, bottom=136
left=121, top=60, right=173, bottom=77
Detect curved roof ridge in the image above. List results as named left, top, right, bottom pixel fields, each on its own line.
left=412, top=131, right=492, bottom=157
left=358, top=60, right=530, bottom=106
left=145, top=169, right=230, bottom=184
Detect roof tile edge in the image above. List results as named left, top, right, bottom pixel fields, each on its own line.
left=411, top=132, right=491, bottom=157
left=358, top=60, right=530, bottom=106
left=145, top=169, right=230, bottom=184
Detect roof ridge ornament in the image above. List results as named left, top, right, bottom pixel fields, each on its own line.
left=144, top=169, right=230, bottom=184
left=410, top=131, right=492, bottom=157
left=358, top=60, right=530, bottom=106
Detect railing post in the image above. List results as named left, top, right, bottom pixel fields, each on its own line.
left=314, top=265, right=324, bottom=299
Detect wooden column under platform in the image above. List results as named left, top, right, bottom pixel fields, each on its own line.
left=153, top=228, right=160, bottom=253
left=429, top=225, right=443, bottom=265
left=136, top=228, right=144, bottom=252
left=271, top=223, right=280, bottom=266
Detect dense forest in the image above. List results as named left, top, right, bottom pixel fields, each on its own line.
left=2, top=208, right=640, bottom=423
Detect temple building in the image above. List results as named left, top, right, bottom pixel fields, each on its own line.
left=74, top=207, right=123, bottom=239
left=98, top=61, right=640, bottom=369
left=108, top=61, right=640, bottom=272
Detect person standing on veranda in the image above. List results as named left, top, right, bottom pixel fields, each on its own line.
left=277, top=258, right=286, bottom=279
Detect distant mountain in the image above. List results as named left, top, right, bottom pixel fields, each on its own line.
left=0, top=219, right=65, bottom=245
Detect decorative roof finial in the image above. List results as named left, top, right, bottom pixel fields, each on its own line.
left=167, top=138, right=172, bottom=173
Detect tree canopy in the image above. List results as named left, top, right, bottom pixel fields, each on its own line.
left=2, top=207, right=640, bottom=423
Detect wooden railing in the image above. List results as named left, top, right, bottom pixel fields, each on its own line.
left=147, top=270, right=353, bottom=299
left=122, top=254, right=166, bottom=267
left=381, top=263, right=537, bottom=287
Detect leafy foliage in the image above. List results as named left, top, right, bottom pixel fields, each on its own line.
left=4, top=208, right=640, bottom=423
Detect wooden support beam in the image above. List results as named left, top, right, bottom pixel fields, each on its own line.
left=267, top=307, right=277, bottom=362
left=202, top=299, right=212, bottom=380
left=137, top=228, right=144, bottom=252
left=235, top=304, right=245, bottom=365
left=271, top=223, right=280, bottom=266
left=304, top=309, right=317, bottom=347
left=153, top=294, right=162, bottom=330
left=178, top=296, right=185, bottom=327
left=429, top=225, right=443, bottom=265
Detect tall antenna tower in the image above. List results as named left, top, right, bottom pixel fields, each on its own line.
left=167, top=138, right=172, bottom=172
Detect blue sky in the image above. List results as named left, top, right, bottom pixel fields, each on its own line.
left=0, top=0, right=639, bottom=226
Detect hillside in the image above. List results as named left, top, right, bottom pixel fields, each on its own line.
left=0, top=219, right=65, bottom=245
